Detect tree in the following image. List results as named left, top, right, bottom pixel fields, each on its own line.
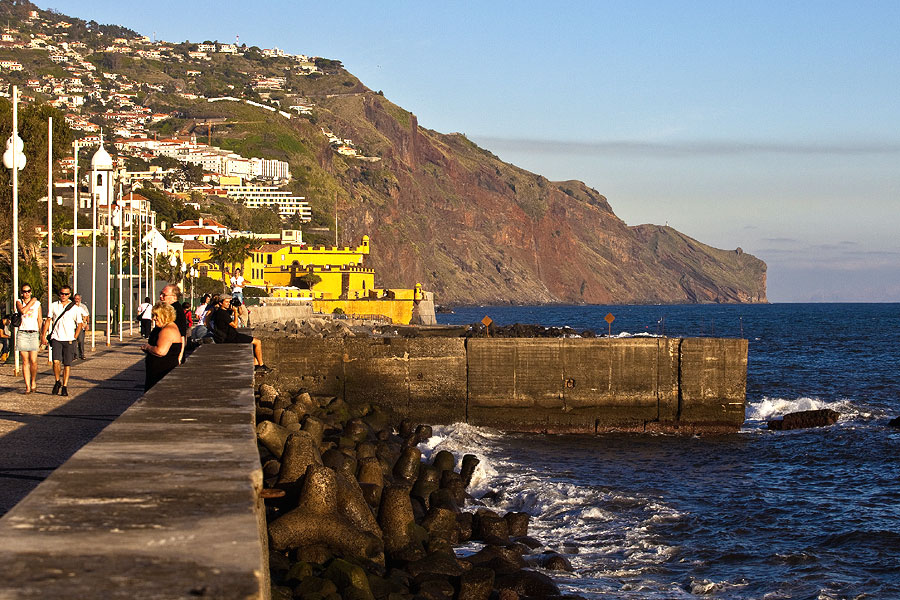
left=298, top=273, right=321, bottom=290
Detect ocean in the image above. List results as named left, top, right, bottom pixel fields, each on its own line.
left=423, top=304, right=900, bottom=599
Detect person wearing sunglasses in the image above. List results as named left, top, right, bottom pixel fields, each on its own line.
left=15, top=283, right=42, bottom=394
left=41, top=286, right=84, bottom=397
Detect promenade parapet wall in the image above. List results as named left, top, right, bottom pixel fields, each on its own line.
left=258, top=335, right=748, bottom=433
left=0, top=344, right=269, bottom=599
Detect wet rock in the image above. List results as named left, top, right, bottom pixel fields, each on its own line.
left=357, top=456, right=385, bottom=488
left=888, top=416, right=900, bottom=428
left=504, top=512, right=530, bottom=537
left=474, top=513, right=509, bottom=544
left=421, top=506, right=459, bottom=542
left=415, top=578, right=455, bottom=600
left=457, top=512, right=474, bottom=542
left=767, top=409, right=840, bottom=430
left=359, top=483, right=383, bottom=510
left=323, top=558, right=375, bottom=600
left=301, top=415, right=327, bottom=446
left=357, top=441, right=377, bottom=460
left=429, top=488, right=460, bottom=513
left=458, top=567, right=494, bottom=600
left=268, top=465, right=383, bottom=564
left=278, top=431, right=323, bottom=486
left=512, top=536, right=542, bottom=550
left=294, top=575, right=338, bottom=598
left=495, top=569, right=560, bottom=598
left=412, top=466, right=441, bottom=509
left=262, top=459, right=281, bottom=478
left=393, top=446, right=423, bottom=481
left=258, top=383, right=278, bottom=407
left=531, top=551, right=573, bottom=572
left=459, top=454, right=480, bottom=488
left=463, top=544, right=526, bottom=575
left=406, top=551, right=470, bottom=578
left=439, top=471, right=467, bottom=506
left=378, top=484, right=422, bottom=555
left=398, top=419, right=415, bottom=438
left=432, top=450, right=456, bottom=473
left=415, top=424, right=433, bottom=442
left=258, top=421, right=291, bottom=458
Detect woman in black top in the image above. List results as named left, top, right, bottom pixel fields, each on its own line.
left=141, top=303, right=182, bottom=390
left=210, top=295, right=270, bottom=372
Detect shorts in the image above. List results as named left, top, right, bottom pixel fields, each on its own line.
left=17, top=330, right=40, bottom=352
left=227, top=332, right=254, bottom=345
left=50, top=339, right=76, bottom=366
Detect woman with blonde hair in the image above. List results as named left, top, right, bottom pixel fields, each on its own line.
left=140, top=302, right=182, bottom=391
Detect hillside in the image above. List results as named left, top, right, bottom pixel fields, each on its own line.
left=0, top=0, right=767, bottom=304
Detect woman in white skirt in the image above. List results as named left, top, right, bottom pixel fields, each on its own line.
left=16, top=283, right=43, bottom=394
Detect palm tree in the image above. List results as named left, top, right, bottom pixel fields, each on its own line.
left=209, top=238, right=231, bottom=293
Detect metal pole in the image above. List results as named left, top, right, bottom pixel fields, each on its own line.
left=12, top=86, right=19, bottom=376
left=137, top=201, right=142, bottom=312
left=90, top=163, right=97, bottom=351
left=72, top=141, right=78, bottom=300
left=106, top=180, right=112, bottom=346
left=129, top=190, right=133, bottom=335
left=118, top=187, right=123, bottom=342
left=47, top=117, right=53, bottom=364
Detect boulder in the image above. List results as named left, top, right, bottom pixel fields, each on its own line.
left=460, top=454, right=480, bottom=488
left=258, top=383, right=278, bottom=407
left=393, top=446, right=423, bottom=481
left=277, top=431, right=323, bottom=485
left=767, top=409, right=840, bottom=430
left=258, top=421, right=291, bottom=458
left=458, top=566, right=494, bottom=600
left=268, top=465, right=384, bottom=564
left=888, top=416, right=900, bottom=428
left=495, top=569, right=560, bottom=598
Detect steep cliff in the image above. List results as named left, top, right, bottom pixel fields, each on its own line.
left=312, top=93, right=766, bottom=304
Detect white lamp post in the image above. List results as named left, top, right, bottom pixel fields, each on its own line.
left=112, top=197, right=122, bottom=342
left=190, top=266, right=198, bottom=309
left=72, top=141, right=78, bottom=295
left=4, top=86, right=26, bottom=376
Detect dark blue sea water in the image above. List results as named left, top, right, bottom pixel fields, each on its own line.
left=423, top=304, right=900, bottom=599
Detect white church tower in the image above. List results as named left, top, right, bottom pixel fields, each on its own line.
left=89, top=140, right=114, bottom=209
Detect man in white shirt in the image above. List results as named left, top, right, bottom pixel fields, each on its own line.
left=41, top=286, right=85, bottom=397
left=73, top=293, right=89, bottom=360
left=231, top=268, right=245, bottom=304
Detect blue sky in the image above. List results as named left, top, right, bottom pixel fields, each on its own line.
left=46, top=1, right=900, bottom=301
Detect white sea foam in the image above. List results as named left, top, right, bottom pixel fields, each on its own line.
left=746, top=396, right=880, bottom=424
left=422, top=424, right=690, bottom=598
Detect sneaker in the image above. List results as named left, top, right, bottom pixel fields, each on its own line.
left=254, top=364, right=272, bottom=374
left=52, top=380, right=61, bottom=395
left=60, top=386, right=68, bottom=397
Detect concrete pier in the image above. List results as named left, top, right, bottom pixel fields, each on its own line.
left=258, top=334, right=749, bottom=434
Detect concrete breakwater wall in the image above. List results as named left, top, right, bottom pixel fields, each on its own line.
left=258, top=335, right=749, bottom=433
left=0, top=344, right=269, bottom=599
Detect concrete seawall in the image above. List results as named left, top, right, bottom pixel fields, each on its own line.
left=258, top=335, right=748, bottom=433
left=0, top=344, right=269, bottom=599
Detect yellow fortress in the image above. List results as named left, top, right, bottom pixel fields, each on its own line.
left=181, top=234, right=435, bottom=325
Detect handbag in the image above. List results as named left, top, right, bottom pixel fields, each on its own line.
left=10, top=312, right=22, bottom=328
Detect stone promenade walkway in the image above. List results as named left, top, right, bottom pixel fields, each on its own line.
left=0, top=332, right=146, bottom=516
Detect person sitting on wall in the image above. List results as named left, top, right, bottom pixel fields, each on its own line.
left=210, top=294, right=270, bottom=373
left=140, top=302, right=182, bottom=391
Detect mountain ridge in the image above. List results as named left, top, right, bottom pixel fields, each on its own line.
left=0, top=0, right=767, bottom=304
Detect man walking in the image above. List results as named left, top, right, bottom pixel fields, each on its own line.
left=73, top=293, right=89, bottom=360
left=41, top=285, right=84, bottom=397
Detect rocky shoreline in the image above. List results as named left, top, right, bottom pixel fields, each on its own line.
left=253, top=317, right=596, bottom=339
left=256, top=382, right=580, bottom=600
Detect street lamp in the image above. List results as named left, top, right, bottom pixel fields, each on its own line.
left=4, top=86, right=26, bottom=376
left=190, top=266, right=198, bottom=309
